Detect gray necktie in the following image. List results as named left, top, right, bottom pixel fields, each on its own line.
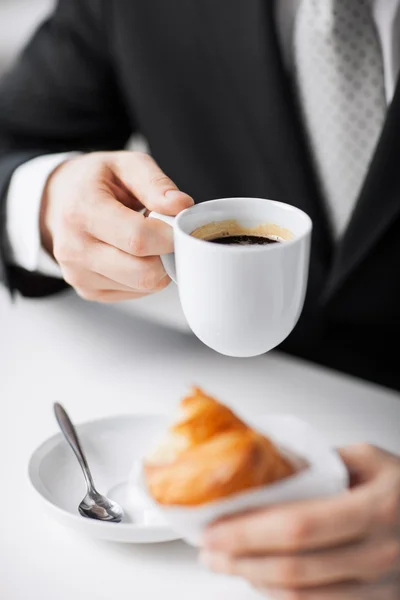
left=294, top=0, right=386, bottom=236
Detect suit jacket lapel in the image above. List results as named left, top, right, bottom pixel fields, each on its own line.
left=324, top=82, right=400, bottom=298
left=197, top=0, right=333, bottom=265
left=199, top=0, right=400, bottom=302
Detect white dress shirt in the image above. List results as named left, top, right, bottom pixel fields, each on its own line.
left=5, top=0, right=400, bottom=277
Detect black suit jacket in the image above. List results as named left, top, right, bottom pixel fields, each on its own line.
left=1, top=0, right=400, bottom=390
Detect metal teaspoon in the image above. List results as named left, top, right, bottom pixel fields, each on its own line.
left=54, top=403, right=124, bottom=523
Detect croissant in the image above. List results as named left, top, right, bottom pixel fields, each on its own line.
left=144, top=387, right=294, bottom=506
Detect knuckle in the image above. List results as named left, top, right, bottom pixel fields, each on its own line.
left=276, top=558, right=303, bottom=586
left=127, top=232, right=143, bottom=257
left=128, top=221, right=147, bottom=257
left=376, top=490, right=400, bottom=527
left=225, top=524, right=249, bottom=553
left=376, top=540, right=400, bottom=574
left=136, top=263, right=162, bottom=291
left=131, top=150, right=151, bottom=163
left=81, top=151, right=111, bottom=175
left=137, top=272, right=156, bottom=291
left=148, top=172, right=172, bottom=188
left=283, top=517, right=312, bottom=550
left=88, top=150, right=111, bottom=164
left=355, top=443, right=380, bottom=461
left=54, top=234, right=88, bottom=268
left=63, top=270, right=85, bottom=289
left=362, top=539, right=400, bottom=582
left=119, top=150, right=151, bottom=170
left=61, top=204, right=85, bottom=231
left=53, top=241, right=71, bottom=265
left=359, top=538, right=400, bottom=583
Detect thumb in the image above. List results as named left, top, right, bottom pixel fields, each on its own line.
left=338, top=444, right=383, bottom=486
left=113, top=151, right=194, bottom=215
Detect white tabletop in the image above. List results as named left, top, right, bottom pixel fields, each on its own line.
left=1, top=286, right=399, bottom=600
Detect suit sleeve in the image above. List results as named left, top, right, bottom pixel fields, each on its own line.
left=0, top=0, right=132, bottom=297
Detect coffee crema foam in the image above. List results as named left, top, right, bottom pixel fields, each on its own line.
left=190, top=220, right=294, bottom=242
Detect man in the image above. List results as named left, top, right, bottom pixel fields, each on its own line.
left=0, top=1, right=399, bottom=597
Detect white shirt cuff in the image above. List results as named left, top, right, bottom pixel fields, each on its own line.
left=6, top=152, right=79, bottom=278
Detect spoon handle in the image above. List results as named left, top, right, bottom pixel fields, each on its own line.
left=54, top=403, right=96, bottom=492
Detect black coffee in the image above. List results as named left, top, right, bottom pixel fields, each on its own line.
left=210, top=235, right=280, bottom=246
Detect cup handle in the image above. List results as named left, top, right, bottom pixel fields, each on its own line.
left=148, top=212, right=177, bottom=283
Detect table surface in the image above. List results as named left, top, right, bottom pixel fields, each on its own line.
left=1, top=286, right=399, bottom=600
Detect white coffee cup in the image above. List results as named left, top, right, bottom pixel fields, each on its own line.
left=150, top=197, right=312, bottom=357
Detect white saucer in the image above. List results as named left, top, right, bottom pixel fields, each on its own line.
left=28, top=414, right=180, bottom=544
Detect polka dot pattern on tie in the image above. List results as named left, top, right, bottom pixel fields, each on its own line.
left=294, top=0, right=386, bottom=236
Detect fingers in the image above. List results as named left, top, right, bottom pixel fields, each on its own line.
left=72, top=272, right=142, bottom=294
left=202, top=539, right=399, bottom=588
left=203, top=444, right=400, bottom=558
left=203, top=487, right=376, bottom=555
left=200, top=537, right=399, bottom=589
left=63, top=261, right=160, bottom=302
left=53, top=152, right=193, bottom=259
left=45, top=151, right=190, bottom=303
left=261, top=579, right=399, bottom=600
left=339, top=444, right=385, bottom=481
left=112, top=151, right=194, bottom=214
left=338, top=444, right=400, bottom=533
left=89, top=242, right=169, bottom=291
left=263, top=584, right=357, bottom=600
left=62, top=243, right=170, bottom=295
left=70, top=270, right=170, bottom=303
left=86, top=195, right=175, bottom=256
left=200, top=445, right=400, bottom=599
left=77, top=290, right=151, bottom=303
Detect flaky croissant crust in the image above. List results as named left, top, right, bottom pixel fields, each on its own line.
left=144, top=387, right=294, bottom=506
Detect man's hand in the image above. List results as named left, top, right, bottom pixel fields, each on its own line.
left=200, top=444, right=400, bottom=599
left=40, top=151, right=193, bottom=302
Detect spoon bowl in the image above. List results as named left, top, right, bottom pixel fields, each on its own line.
left=79, top=490, right=124, bottom=522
